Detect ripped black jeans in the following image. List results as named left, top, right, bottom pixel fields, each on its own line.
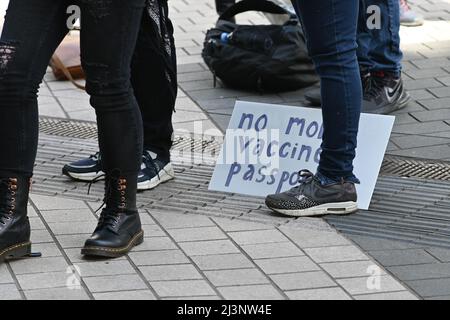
left=0, top=0, right=146, bottom=178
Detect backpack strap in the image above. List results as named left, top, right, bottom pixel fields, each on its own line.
left=219, top=0, right=295, bottom=21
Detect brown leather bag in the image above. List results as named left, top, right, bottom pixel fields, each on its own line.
left=49, top=34, right=85, bottom=90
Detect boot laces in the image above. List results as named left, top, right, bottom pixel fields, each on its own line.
left=0, top=178, right=17, bottom=225
left=90, top=170, right=126, bottom=230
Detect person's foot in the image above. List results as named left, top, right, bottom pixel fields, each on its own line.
left=138, top=151, right=175, bottom=191
left=400, top=0, right=424, bottom=27
left=305, top=73, right=371, bottom=107
left=81, top=172, right=143, bottom=258
left=304, top=87, right=322, bottom=106
left=265, top=170, right=358, bottom=217
left=0, top=177, right=33, bottom=262
left=362, top=71, right=410, bottom=114
left=62, top=152, right=104, bottom=182
left=63, top=150, right=175, bottom=190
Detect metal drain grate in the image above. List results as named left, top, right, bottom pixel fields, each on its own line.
left=33, top=134, right=288, bottom=227
left=381, top=156, right=450, bottom=181
left=38, top=116, right=223, bottom=161
left=32, top=132, right=450, bottom=249
left=39, top=117, right=450, bottom=182
left=39, top=117, right=98, bottom=139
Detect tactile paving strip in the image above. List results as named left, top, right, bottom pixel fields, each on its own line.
left=34, top=117, right=450, bottom=248
left=33, top=133, right=450, bottom=248
left=39, top=116, right=450, bottom=182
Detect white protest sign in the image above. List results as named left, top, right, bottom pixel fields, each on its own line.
left=208, top=101, right=395, bottom=210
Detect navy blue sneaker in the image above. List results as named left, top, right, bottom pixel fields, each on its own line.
left=138, top=150, right=175, bottom=190
left=62, top=152, right=104, bottom=181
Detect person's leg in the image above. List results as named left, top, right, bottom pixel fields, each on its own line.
left=266, top=0, right=361, bottom=217
left=78, top=0, right=146, bottom=258
left=62, top=0, right=177, bottom=190
left=132, top=0, right=177, bottom=190
left=0, top=0, right=69, bottom=261
left=364, top=0, right=402, bottom=76
left=133, top=0, right=176, bottom=163
left=357, top=0, right=374, bottom=74
left=305, top=0, right=371, bottom=107
left=362, top=0, right=410, bottom=114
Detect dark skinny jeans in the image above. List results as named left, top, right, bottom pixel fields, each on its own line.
left=0, top=0, right=146, bottom=178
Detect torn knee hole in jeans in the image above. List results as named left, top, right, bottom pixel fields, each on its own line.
left=0, top=41, right=19, bottom=74
left=80, top=0, right=113, bottom=20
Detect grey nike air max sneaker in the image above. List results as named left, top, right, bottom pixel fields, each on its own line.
left=265, top=170, right=358, bottom=217
left=362, top=71, right=410, bottom=114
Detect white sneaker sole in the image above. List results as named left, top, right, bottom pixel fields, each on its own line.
left=64, top=170, right=105, bottom=182
left=137, top=163, right=175, bottom=191
left=269, top=201, right=358, bottom=217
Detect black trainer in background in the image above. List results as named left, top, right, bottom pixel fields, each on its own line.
left=304, top=72, right=409, bottom=115
left=305, top=72, right=371, bottom=107
left=0, top=177, right=32, bottom=262
left=304, top=87, right=322, bottom=107
left=363, top=71, right=410, bottom=114
left=265, top=170, right=358, bottom=217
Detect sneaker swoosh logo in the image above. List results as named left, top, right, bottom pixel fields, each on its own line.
left=386, top=81, right=402, bottom=101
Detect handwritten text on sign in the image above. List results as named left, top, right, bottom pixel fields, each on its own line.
left=208, top=101, right=395, bottom=210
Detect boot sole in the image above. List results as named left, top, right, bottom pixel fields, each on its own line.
left=268, top=201, right=358, bottom=217
left=0, top=241, right=32, bottom=263
left=81, top=230, right=144, bottom=258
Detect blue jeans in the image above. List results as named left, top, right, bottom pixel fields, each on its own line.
left=291, top=0, right=361, bottom=183
left=357, top=0, right=403, bottom=76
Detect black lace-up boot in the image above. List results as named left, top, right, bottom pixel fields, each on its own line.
left=81, top=172, right=143, bottom=258
left=0, top=177, right=32, bottom=262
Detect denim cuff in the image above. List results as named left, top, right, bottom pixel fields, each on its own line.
left=315, top=171, right=360, bottom=186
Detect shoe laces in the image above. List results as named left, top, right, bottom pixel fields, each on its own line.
left=289, top=170, right=315, bottom=194
left=90, top=152, right=101, bottom=163
left=0, top=178, right=17, bottom=225
left=142, top=152, right=161, bottom=180
left=364, top=72, right=390, bottom=100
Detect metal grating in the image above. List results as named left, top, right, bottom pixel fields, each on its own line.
left=34, top=117, right=450, bottom=249
left=38, top=116, right=223, bottom=162
left=381, top=156, right=450, bottom=181
left=34, top=134, right=293, bottom=228
left=32, top=133, right=450, bottom=249
left=39, top=117, right=98, bottom=140
left=39, top=117, right=450, bottom=182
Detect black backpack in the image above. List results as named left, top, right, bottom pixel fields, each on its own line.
left=202, top=0, right=318, bottom=93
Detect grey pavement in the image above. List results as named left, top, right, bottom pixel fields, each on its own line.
left=0, top=0, right=449, bottom=300
left=0, top=192, right=417, bottom=300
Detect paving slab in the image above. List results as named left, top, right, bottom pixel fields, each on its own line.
left=285, top=287, right=351, bottom=300
left=218, top=285, right=285, bottom=300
